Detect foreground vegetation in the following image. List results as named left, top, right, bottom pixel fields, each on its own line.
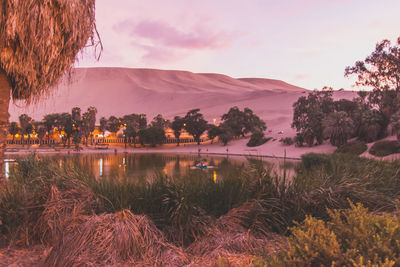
left=1, top=153, right=400, bottom=265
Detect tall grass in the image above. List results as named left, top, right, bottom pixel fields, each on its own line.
left=2, top=152, right=400, bottom=250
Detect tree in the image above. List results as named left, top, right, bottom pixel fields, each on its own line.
left=323, top=112, right=354, bottom=147
left=59, top=113, right=73, bottom=148
left=171, top=116, right=185, bottom=146
left=138, top=127, right=166, bottom=147
left=184, top=109, right=208, bottom=145
left=34, top=122, right=47, bottom=146
left=292, top=90, right=334, bottom=146
left=19, top=114, right=32, bottom=147
left=8, top=122, right=19, bottom=143
left=106, top=116, right=121, bottom=135
left=221, top=106, right=245, bottom=138
left=345, top=37, right=400, bottom=135
left=359, top=110, right=383, bottom=142
left=217, top=124, right=234, bottom=146
left=43, top=113, right=59, bottom=146
left=0, top=1, right=99, bottom=175
left=243, top=107, right=267, bottom=134
left=81, top=106, right=97, bottom=146
left=345, top=38, right=400, bottom=93
left=207, top=124, right=221, bottom=144
left=151, top=114, right=170, bottom=129
left=99, top=117, right=107, bottom=136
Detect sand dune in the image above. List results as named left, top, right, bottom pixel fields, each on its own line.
left=8, top=67, right=355, bottom=138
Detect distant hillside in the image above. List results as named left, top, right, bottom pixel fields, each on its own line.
left=8, top=67, right=354, bottom=135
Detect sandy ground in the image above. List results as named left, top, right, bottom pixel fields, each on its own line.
left=5, top=135, right=336, bottom=160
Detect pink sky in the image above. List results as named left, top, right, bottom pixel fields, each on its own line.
left=78, top=0, right=400, bottom=90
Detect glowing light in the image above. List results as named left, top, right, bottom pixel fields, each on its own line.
left=163, top=168, right=168, bottom=175
left=5, top=162, right=9, bottom=179
left=213, top=171, right=217, bottom=183
left=99, top=158, right=103, bottom=176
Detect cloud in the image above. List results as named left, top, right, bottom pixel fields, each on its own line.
left=132, top=43, right=186, bottom=64
left=131, top=20, right=234, bottom=50
left=113, top=19, right=239, bottom=63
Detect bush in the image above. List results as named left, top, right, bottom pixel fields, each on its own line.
left=279, top=137, right=294, bottom=146
left=335, top=141, right=367, bottom=155
left=255, top=203, right=400, bottom=266
left=247, top=132, right=270, bottom=147
left=300, top=153, right=331, bottom=170
left=369, top=140, right=400, bottom=157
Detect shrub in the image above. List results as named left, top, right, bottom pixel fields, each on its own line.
left=255, top=203, right=400, bottom=266
left=369, top=140, right=400, bottom=157
left=293, top=133, right=304, bottom=147
left=247, top=132, right=270, bottom=147
left=279, top=137, right=294, bottom=146
left=335, top=141, right=367, bottom=155
left=300, top=153, right=331, bottom=170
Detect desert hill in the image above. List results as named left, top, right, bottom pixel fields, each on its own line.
left=8, top=67, right=356, bottom=136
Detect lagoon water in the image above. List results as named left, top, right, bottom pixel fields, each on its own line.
left=4, top=153, right=297, bottom=180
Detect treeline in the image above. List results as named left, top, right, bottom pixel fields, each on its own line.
left=8, top=106, right=267, bottom=148
left=287, top=37, right=400, bottom=148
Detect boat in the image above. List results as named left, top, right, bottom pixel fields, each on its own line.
left=190, top=164, right=215, bottom=170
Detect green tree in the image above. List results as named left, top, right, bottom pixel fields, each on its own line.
left=138, top=127, right=166, bottom=147
left=345, top=37, right=400, bottom=135
left=8, top=122, right=19, bottom=143
left=59, top=113, right=73, bottom=148
left=99, top=117, right=107, bottom=136
left=0, top=1, right=98, bottom=173
left=345, top=38, right=400, bottom=93
left=106, top=116, right=120, bottom=136
left=217, top=124, right=234, bottom=146
left=292, top=90, right=334, bottom=146
left=43, top=113, right=59, bottom=146
left=184, top=109, right=208, bottom=145
left=171, top=116, right=185, bottom=146
left=359, top=110, right=383, bottom=142
left=18, top=114, right=32, bottom=147
left=221, top=106, right=245, bottom=138
left=81, top=106, right=97, bottom=146
left=323, top=112, right=354, bottom=147
left=151, top=114, right=170, bottom=129
left=243, top=107, right=267, bottom=135
left=207, top=124, right=221, bottom=144
left=34, top=122, right=47, bottom=146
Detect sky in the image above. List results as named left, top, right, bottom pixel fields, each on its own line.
left=78, top=0, right=400, bottom=90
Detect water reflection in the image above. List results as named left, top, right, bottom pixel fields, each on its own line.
left=5, top=161, right=9, bottom=179
left=4, top=153, right=298, bottom=181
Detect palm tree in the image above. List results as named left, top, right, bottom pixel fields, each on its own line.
left=0, top=1, right=99, bottom=176
left=323, top=111, right=354, bottom=147
left=8, top=122, right=19, bottom=144
left=19, top=114, right=32, bottom=147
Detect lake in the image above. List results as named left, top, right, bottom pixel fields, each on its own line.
left=3, top=153, right=298, bottom=180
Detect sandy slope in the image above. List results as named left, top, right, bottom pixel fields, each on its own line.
left=8, top=67, right=357, bottom=158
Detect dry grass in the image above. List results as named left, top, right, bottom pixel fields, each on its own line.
left=33, top=184, right=98, bottom=246
left=43, top=209, right=189, bottom=266
left=0, top=0, right=100, bottom=102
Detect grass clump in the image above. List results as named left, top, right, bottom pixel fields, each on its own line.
left=335, top=141, right=367, bottom=155
left=0, top=155, right=98, bottom=246
left=255, top=203, right=400, bottom=266
left=247, top=132, right=271, bottom=147
left=369, top=140, right=400, bottom=157
left=279, top=137, right=294, bottom=146
left=44, top=209, right=188, bottom=266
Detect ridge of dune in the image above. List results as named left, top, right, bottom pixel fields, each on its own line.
left=8, top=67, right=322, bottom=132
